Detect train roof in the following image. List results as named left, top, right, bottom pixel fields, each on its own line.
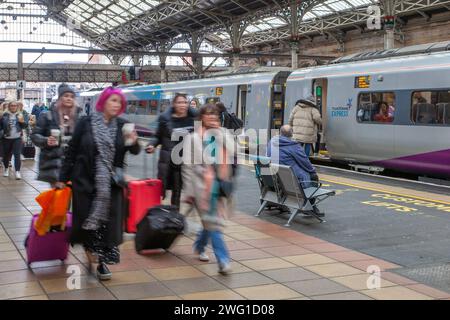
left=121, top=70, right=289, bottom=94
left=331, top=41, right=450, bottom=64
left=289, top=41, right=450, bottom=80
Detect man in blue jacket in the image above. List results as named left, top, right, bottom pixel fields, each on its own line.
left=267, top=125, right=318, bottom=188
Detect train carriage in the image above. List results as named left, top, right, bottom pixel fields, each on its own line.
left=285, top=41, right=450, bottom=178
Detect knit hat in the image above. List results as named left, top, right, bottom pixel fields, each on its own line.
left=58, top=83, right=75, bottom=99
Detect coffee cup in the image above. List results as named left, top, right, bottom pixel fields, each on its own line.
left=50, top=129, right=61, bottom=146
left=122, top=123, right=135, bottom=146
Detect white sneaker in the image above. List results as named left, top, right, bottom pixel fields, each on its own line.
left=219, top=263, right=232, bottom=275
left=3, top=168, right=9, bottom=177
left=15, top=171, right=21, bottom=180
left=199, top=252, right=210, bottom=262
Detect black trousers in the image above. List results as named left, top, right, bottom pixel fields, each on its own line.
left=169, top=164, right=182, bottom=209
left=2, top=138, right=22, bottom=171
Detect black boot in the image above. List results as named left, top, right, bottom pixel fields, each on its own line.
left=96, top=262, right=112, bottom=281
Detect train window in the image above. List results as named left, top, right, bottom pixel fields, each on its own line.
left=206, top=97, right=220, bottom=104
left=160, top=99, right=171, bottom=113
left=126, top=100, right=149, bottom=115
left=357, top=92, right=395, bottom=123
left=149, top=100, right=158, bottom=115
left=411, top=91, right=450, bottom=125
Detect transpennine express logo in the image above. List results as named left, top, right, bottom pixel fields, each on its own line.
left=331, top=98, right=352, bottom=117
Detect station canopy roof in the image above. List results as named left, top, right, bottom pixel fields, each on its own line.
left=30, top=0, right=378, bottom=50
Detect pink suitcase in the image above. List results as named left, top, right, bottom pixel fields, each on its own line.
left=25, top=213, right=72, bottom=266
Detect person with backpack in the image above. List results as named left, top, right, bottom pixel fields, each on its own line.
left=288, top=95, right=322, bottom=157
left=31, top=84, right=83, bottom=186
left=216, top=102, right=243, bottom=131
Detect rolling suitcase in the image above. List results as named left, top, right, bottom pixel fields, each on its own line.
left=135, top=205, right=185, bottom=252
left=25, top=213, right=72, bottom=266
left=127, top=179, right=162, bottom=233
left=22, top=134, right=36, bottom=159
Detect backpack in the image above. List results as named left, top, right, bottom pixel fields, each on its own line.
left=222, top=111, right=243, bottom=131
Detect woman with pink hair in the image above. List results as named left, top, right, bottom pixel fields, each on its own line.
left=59, top=86, right=140, bottom=281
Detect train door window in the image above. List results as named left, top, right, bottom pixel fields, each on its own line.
left=357, top=92, right=395, bottom=123
left=237, top=85, right=247, bottom=124
left=206, top=97, right=220, bottom=104
left=149, top=100, right=158, bottom=115
left=160, top=99, right=170, bottom=113
left=411, top=90, right=450, bottom=125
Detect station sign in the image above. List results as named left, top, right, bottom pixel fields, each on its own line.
left=16, top=80, right=26, bottom=90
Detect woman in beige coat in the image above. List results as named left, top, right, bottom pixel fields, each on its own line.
left=288, top=95, right=322, bottom=156
left=182, top=104, right=234, bottom=275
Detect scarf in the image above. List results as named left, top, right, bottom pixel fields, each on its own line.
left=82, top=111, right=118, bottom=230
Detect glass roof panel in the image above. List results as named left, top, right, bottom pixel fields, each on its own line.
left=325, top=0, right=352, bottom=11
left=62, top=0, right=162, bottom=34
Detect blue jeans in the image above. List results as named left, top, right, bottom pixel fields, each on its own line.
left=194, top=179, right=230, bottom=266
left=194, top=229, right=230, bottom=266
left=303, top=143, right=312, bottom=157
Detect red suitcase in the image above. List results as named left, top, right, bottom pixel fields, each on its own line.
left=127, top=179, right=162, bottom=233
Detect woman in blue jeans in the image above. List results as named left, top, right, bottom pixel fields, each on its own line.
left=182, top=103, right=234, bottom=275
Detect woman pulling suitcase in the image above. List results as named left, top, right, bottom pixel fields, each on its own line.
left=182, top=103, right=234, bottom=275
left=58, top=87, right=140, bottom=280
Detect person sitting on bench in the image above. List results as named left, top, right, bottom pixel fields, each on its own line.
left=267, top=125, right=318, bottom=188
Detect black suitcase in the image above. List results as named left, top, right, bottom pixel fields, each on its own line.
left=135, top=205, right=185, bottom=252
left=22, top=135, right=35, bottom=159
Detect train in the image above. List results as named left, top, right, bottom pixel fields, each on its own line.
left=79, top=41, right=450, bottom=179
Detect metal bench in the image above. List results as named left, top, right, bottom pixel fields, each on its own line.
left=271, top=163, right=336, bottom=226
left=250, top=155, right=286, bottom=216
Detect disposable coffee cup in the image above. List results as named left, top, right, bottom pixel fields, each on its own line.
left=50, top=129, right=61, bottom=146
left=122, top=123, right=135, bottom=146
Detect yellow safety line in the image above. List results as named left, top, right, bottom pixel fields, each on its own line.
left=321, top=177, right=450, bottom=205
left=240, top=158, right=450, bottom=205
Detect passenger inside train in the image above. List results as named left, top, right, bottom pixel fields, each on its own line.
left=373, top=102, right=394, bottom=123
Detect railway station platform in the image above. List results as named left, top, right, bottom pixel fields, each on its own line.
left=1, top=156, right=450, bottom=300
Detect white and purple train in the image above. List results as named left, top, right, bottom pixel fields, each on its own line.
left=80, top=41, right=450, bottom=179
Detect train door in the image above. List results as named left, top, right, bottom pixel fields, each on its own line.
left=269, top=71, right=291, bottom=138
left=312, top=78, right=328, bottom=154
left=237, top=85, right=247, bottom=124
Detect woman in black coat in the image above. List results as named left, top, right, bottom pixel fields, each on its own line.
left=145, top=93, right=198, bottom=208
left=59, top=87, right=140, bottom=281
left=31, top=84, right=83, bottom=186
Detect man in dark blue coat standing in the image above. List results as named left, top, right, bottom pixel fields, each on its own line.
left=267, top=125, right=318, bottom=188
